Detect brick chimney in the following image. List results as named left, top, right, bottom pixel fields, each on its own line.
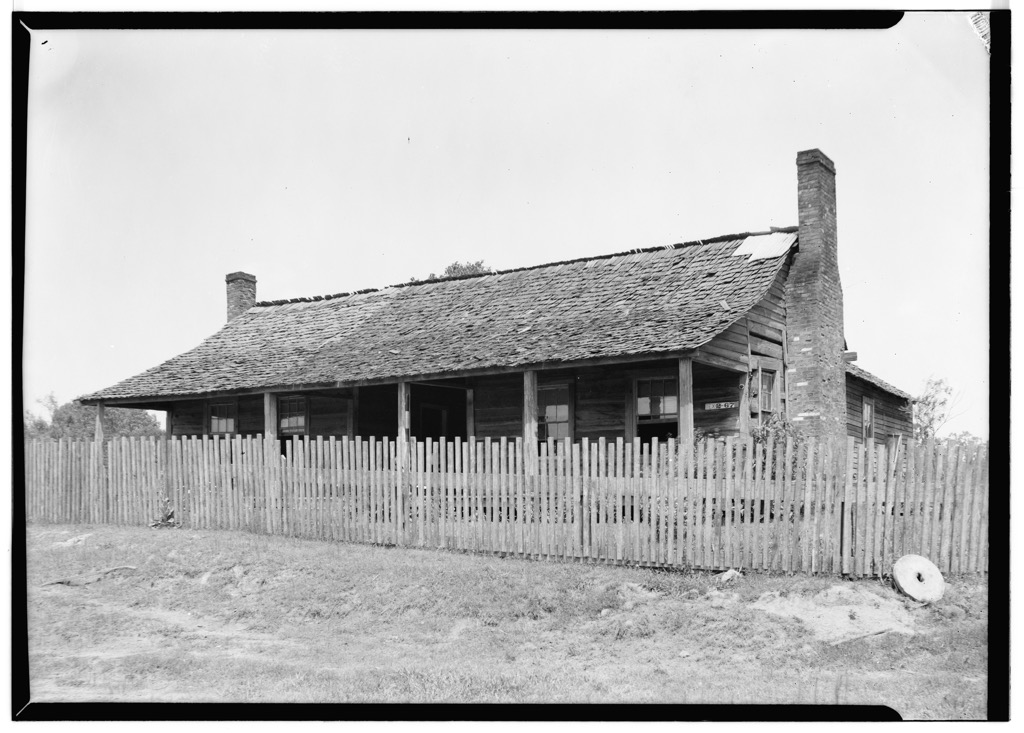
left=785, top=149, right=847, bottom=442
left=226, top=272, right=257, bottom=322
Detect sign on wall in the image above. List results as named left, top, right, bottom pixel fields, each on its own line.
left=704, top=401, right=738, bottom=411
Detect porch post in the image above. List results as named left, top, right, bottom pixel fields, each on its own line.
left=523, top=370, right=538, bottom=474
left=352, top=386, right=360, bottom=437
left=164, top=409, right=172, bottom=439
left=94, top=403, right=105, bottom=442
left=263, top=393, right=278, bottom=441
left=465, top=388, right=475, bottom=438
left=678, top=358, right=694, bottom=445
left=398, top=381, right=411, bottom=466
left=738, top=371, right=751, bottom=437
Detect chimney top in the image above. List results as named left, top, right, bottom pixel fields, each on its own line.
left=796, top=148, right=836, bottom=174
left=226, top=272, right=257, bottom=321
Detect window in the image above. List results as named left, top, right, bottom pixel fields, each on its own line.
left=538, top=384, right=571, bottom=441
left=278, top=396, right=307, bottom=436
left=209, top=402, right=236, bottom=435
left=636, top=377, right=678, bottom=423
left=862, top=397, right=875, bottom=442
left=760, top=371, right=775, bottom=412
left=749, top=363, right=780, bottom=425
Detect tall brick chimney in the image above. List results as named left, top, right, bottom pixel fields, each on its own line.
left=785, top=149, right=847, bottom=442
left=226, top=272, right=257, bottom=322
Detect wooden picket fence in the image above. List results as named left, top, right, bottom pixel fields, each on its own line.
left=23, top=434, right=989, bottom=576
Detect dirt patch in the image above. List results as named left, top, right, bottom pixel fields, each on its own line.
left=751, top=584, right=917, bottom=644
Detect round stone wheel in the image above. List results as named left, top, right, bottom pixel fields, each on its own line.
left=892, top=554, right=945, bottom=603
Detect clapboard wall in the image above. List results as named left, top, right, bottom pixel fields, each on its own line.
left=846, top=374, right=913, bottom=444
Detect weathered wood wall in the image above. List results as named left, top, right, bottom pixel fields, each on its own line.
left=692, top=363, right=743, bottom=437
left=309, top=395, right=352, bottom=438
left=237, top=395, right=265, bottom=436
left=748, top=263, right=789, bottom=359
left=574, top=369, right=627, bottom=442
left=846, top=375, right=913, bottom=444
left=470, top=373, right=523, bottom=438
left=169, top=400, right=205, bottom=436
left=694, top=319, right=750, bottom=372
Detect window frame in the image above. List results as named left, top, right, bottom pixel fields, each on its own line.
left=862, top=397, right=876, bottom=443
left=536, top=381, right=574, bottom=442
left=207, top=399, right=238, bottom=436
left=278, top=395, right=309, bottom=437
left=634, top=375, right=680, bottom=425
left=748, top=357, right=783, bottom=426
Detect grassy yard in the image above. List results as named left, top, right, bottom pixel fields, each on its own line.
left=24, top=524, right=988, bottom=717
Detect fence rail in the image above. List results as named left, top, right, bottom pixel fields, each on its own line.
left=24, top=435, right=989, bottom=576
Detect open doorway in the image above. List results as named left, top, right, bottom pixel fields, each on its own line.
left=419, top=403, right=449, bottom=438
left=410, top=383, right=467, bottom=441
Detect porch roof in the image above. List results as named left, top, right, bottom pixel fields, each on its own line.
left=845, top=363, right=912, bottom=400
left=80, top=230, right=797, bottom=403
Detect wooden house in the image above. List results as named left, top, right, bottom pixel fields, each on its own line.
left=79, top=149, right=912, bottom=450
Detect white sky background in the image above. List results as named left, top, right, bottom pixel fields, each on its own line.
left=22, top=13, right=990, bottom=437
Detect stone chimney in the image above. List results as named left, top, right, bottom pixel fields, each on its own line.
left=785, top=149, right=847, bottom=442
left=226, top=272, right=257, bottom=322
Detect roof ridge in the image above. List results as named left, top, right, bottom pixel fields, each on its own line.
left=253, top=226, right=798, bottom=308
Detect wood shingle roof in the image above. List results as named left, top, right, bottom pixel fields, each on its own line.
left=845, top=363, right=912, bottom=400
left=81, top=232, right=796, bottom=403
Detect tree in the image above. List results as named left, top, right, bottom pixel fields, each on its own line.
left=409, top=260, right=494, bottom=283
left=24, top=393, right=164, bottom=440
left=947, top=430, right=985, bottom=447
left=905, top=377, right=962, bottom=440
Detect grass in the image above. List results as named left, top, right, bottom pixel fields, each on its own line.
left=24, top=523, right=988, bottom=716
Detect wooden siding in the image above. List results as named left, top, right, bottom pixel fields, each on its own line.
left=694, top=319, right=749, bottom=372
left=238, top=395, right=264, bottom=436
left=470, top=373, right=523, bottom=438
left=170, top=400, right=204, bottom=436
left=309, top=395, right=352, bottom=438
left=747, top=260, right=790, bottom=337
left=693, top=362, right=743, bottom=437
left=574, top=369, right=627, bottom=442
left=846, top=375, right=912, bottom=444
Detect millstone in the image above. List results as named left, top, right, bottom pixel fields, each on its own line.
left=892, top=554, right=944, bottom=603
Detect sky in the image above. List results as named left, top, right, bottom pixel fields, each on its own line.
left=20, top=11, right=991, bottom=438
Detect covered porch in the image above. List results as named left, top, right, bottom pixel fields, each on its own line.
left=96, top=354, right=785, bottom=451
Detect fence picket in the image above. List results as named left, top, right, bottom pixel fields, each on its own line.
left=804, top=439, right=817, bottom=574
left=938, top=441, right=957, bottom=573
left=978, top=448, right=990, bottom=573
left=476, top=439, right=486, bottom=554
left=615, top=440, right=623, bottom=565
left=966, top=446, right=985, bottom=573
left=492, top=438, right=501, bottom=554
left=955, top=443, right=974, bottom=574
left=459, top=438, right=467, bottom=552
left=876, top=440, right=892, bottom=577
left=571, top=441, right=581, bottom=561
